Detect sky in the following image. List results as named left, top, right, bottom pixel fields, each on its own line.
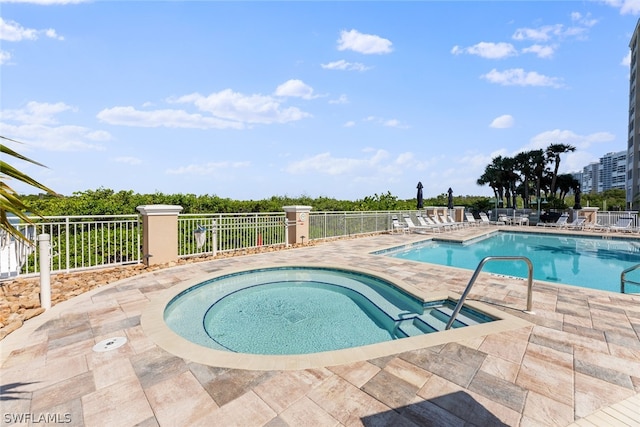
left=1, top=0, right=638, bottom=202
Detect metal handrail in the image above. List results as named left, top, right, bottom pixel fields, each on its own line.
left=445, top=256, right=534, bottom=330
left=621, top=264, right=640, bottom=293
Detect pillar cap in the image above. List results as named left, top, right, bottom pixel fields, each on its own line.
left=136, top=205, right=184, bottom=216
left=283, top=206, right=312, bottom=212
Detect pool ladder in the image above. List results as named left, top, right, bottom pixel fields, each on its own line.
left=621, top=264, right=640, bottom=294
left=445, top=256, right=534, bottom=330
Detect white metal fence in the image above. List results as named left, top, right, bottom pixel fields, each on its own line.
left=5, top=209, right=635, bottom=279
left=308, top=211, right=415, bottom=239
left=1, top=215, right=141, bottom=278
left=178, top=213, right=287, bottom=257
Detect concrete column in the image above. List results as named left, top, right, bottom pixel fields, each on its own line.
left=453, top=206, right=465, bottom=222
left=283, top=206, right=312, bottom=245
left=577, top=207, right=599, bottom=225
left=136, top=204, right=183, bottom=266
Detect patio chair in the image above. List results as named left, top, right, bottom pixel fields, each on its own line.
left=404, top=216, right=440, bottom=233
left=478, top=212, right=505, bottom=225
left=464, top=212, right=481, bottom=227
left=392, top=217, right=410, bottom=234
left=440, top=214, right=463, bottom=229
left=562, top=217, right=586, bottom=230
left=536, top=214, right=569, bottom=228
left=607, top=217, right=634, bottom=233
left=430, top=214, right=455, bottom=230
left=416, top=215, right=444, bottom=232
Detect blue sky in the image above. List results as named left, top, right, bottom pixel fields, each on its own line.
left=1, top=1, right=637, bottom=201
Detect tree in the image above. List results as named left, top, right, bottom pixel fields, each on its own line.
left=546, top=143, right=576, bottom=195
left=477, top=156, right=510, bottom=207
left=1, top=136, right=59, bottom=241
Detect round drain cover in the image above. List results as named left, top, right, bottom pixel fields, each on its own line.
left=93, top=336, right=127, bottom=352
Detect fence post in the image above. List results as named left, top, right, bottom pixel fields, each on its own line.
left=283, top=206, right=312, bottom=245
left=136, top=205, right=183, bottom=266
left=38, top=234, right=51, bottom=310
left=212, top=220, right=217, bottom=257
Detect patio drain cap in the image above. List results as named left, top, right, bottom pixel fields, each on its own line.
left=93, top=336, right=127, bottom=352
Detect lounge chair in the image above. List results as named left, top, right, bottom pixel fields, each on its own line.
left=440, top=214, right=463, bottom=229
left=392, top=217, right=409, bottom=234
left=607, top=217, right=634, bottom=233
left=416, top=215, right=445, bottom=232
left=562, top=217, right=586, bottom=230
left=430, top=214, right=454, bottom=230
left=536, top=214, right=569, bottom=228
left=465, top=212, right=482, bottom=227
left=478, top=212, right=504, bottom=225
left=404, top=216, right=440, bottom=233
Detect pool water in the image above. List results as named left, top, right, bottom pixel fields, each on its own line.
left=383, top=232, right=640, bottom=293
left=164, top=267, right=495, bottom=355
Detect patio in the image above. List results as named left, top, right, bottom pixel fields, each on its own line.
left=1, top=227, right=640, bottom=426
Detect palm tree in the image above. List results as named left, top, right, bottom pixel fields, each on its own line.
left=546, top=143, right=576, bottom=196
left=477, top=156, right=508, bottom=207
left=513, top=151, right=534, bottom=208
left=1, top=136, right=58, bottom=242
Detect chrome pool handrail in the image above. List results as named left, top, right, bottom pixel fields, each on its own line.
left=621, top=264, right=640, bottom=294
left=445, top=256, right=534, bottom=330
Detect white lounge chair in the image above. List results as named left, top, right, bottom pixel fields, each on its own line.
left=404, top=216, right=440, bottom=233
left=563, top=217, right=586, bottom=230
left=430, top=214, right=454, bottom=231
left=607, top=217, right=634, bottom=233
left=478, top=212, right=504, bottom=225
left=465, top=213, right=482, bottom=227
left=416, top=215, right=444, bottom=232
left=392, top=217, right=409, bottom=234
left=537, top=214, right=569, bottom=228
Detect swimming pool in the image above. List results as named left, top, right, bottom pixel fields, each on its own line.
left=381, top=231, right=640, bottom=293
left=163, top=266, right=496, bottom=355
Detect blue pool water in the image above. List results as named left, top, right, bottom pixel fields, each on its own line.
left=382, top=232, right=640, bottom=293
left=164, top=267, right=495, bottom=355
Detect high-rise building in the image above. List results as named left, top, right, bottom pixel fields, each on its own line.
left=627, top=19, right=640, bottom=208
left=581, top=151, right=626, bottom=194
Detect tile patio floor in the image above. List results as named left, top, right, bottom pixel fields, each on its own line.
left=2, top=226, right=640, bottom=426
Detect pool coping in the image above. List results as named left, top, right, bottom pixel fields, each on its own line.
left=141, top=262, right=531, bottom=371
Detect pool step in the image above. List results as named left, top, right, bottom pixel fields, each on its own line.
left=395, top=317, right=437, bottom=338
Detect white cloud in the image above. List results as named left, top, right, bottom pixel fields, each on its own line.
left=451, top=42, right=517, bottom=59
left=166, top=161, right=251, bottom=176
left=521, top=44, right=556, bottom=59
left=0, top=49, right=11, bottom=65
left=321, top=59, right=371, bottom=71
left=481, top=68, right=564, bottom=88
left=1, top=101, right=76, bottom=125
left=329, top=94, right=349, bottom=105
left=362, top=116, right=408, bottom=129
left=101, top=86, right=313, bottom=129
left=171, top=88, right=311, bottom=125
left=525, top=129, right=615, bottom=151
left=490, top=114, right=514, bottom=129
left=0, top=17, right=63, bottom=41
left=343, top=120, right=356, bottom=127
left=274, top=79, right=318, bottom=99
left=337, top=29, right=393, bottom=55
left=512, top=24, right=568, bottom=42
left=285, top=149, right=429, bottom=181
left=601, top=0, right=640, bottom=15
left=113, top=156, right=142, bottom=166
left=97, top=106, right=244, bottom=129
left=622, top=51, right=632, bottom=67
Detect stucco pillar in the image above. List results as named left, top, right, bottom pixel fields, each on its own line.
left=283, top=206, right=312, bottom=245
left=136, top=204, right=183, bottom=266
left=577, top=207, right=599, bottom=225
left=453, top=206, right=465, bottom=222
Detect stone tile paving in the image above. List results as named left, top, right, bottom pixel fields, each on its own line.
left=2, top=228, right=640, bottom=426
